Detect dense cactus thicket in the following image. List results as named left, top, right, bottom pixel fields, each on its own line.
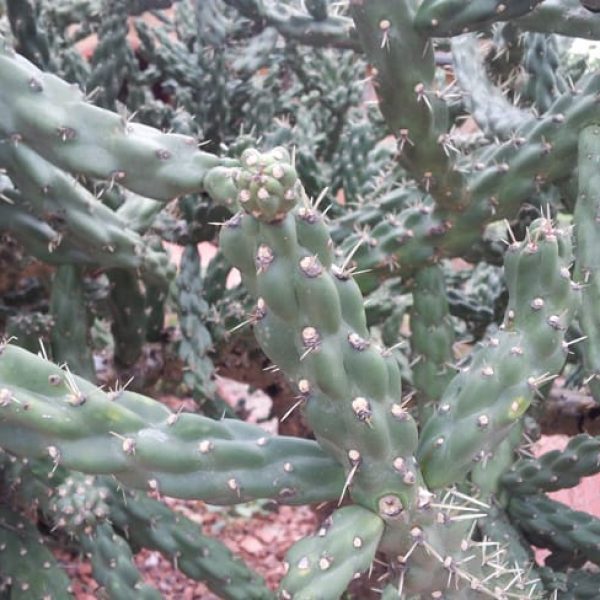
left=5, top=0, right=600, bottom=598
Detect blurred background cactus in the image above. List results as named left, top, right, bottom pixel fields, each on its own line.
left=4, top=0, right=600, bottom=598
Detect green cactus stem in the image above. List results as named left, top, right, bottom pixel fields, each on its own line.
left=0, top=343, right=345, bottom=505
left=280, top=506, right=384, bottom=600
left=574, top=124, right=600, bottom=402
left=418, top=218, right=579, bottom=489
left=509, top=494, right=600, bottom=567
left=50, top=264, right=95, bottom=380
left=0, top=503, right=73, bottom=599
left=223, top=0, right=360, bottom=51
left=410, top=264, right=456, bottom=422
left=451, top=33, right=532, bottom=139
left=521, top=33, right=567, bottom=113
left=343, top=70, right=600, bottom=292
left=414, top=0, right=543, bottom=37
left=80, top=523, right=162, bottom=599
left=501, top=434, right=600, bottom=496
left=106, top=479, right=275, bottom=600
left=0, top=141, right=172, bottom=285
left=215, top=148, right=421, bottom=518
left=350, top=0, right=461, bottom=209
left=0, top=37, right=232, bottom=200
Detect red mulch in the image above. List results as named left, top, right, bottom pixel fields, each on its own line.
left=55, top=499, right=317, bottom=599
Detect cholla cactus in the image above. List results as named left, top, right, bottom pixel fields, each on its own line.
left=3, top=0, right=600, bottom=598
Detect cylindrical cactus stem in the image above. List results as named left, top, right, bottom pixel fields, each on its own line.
left=515, top=0, right=600, bottom=40
left=222, top=0, right=359, bottom=50
left=414, top=0, right=543, bottom=36
left=509, top=494, right=600, bottom=567
left=417, top=218, right=579, bottom=489
left=0, top=344, right=345, bottom=505
left=409, top=264, right=456, bottom=422
left=451, top=33, right=531, bottom=139
left=107, top=268, right=147, bottom=369
left=214, top=147, right=421, bottom=519
left=6, top=0, right=53, bottom=70
left=1, top=456, right=158, bottom=597
left=342, top=70, right=600, bottom=293
left=501, top=434, right=600, bottom=496
left=574, top=124, right=600, bottom=402
left=80, top=523, right=162, bottom=599
left=177, top=243, right=233, bottom=419
left=0, top=38, right=232, bottom=201
left=376, top=489, right=542, bottom=598
left=0, top=141, right=173, bottom=284
left=556, top=569, right=600, bottom=599
left=280, top=506, right=384, bottom=600
left=50, top=265, right=95, bottom=380
left=212, top=148, right=543, bottom=598
left=0, top=504, right=73, bottom=599
left=104, top=478, right=275, bottom=600
left=521, top=33, right=567, bottom=113
left=0, top=454, right=111, bottom=539
left=350, top=0, right=463, bottom=209
left=87, top=0, right=132, bottom=110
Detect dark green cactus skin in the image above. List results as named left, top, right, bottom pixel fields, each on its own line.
left=223, top=0, right=359, bottom=51
left=105, top=479, right=274, bottom=600
left=2, top=453, right=273, bottom=600
left=350, top=0, right=461, bottom=210
left=216, top=149, right=421, bottom=518
left=501, top=434, right=600, bottom=496
left=342, top=71, right=600, bottom=292
left=0, top=504, right=73, bottom=599
left=280, top=506, right=384, bottom=600
left=1, top=456, right=159, bottom=599
left=176, top=243, right=234, bottom=418
left=87, top=0, right=132, bottom=109
left=414, top=0, right=542, bottom=37
left=414, top=0, right=600, bottom=39
left=6, top=0, right=53, bottom=70
left=305, top=0, right=328, bottom=22
left=0, top=344, right=345, bottom=505
left=451, top=33, right=531, bottom=139
left=478, top=503, right=537, bottom=572
left=555, top=570, right=600, bottom=599
left=418, top=219, right=578, bottom=489
left=50, top=264, right=95, bottom=380
left=522, top=33, right=567, bottom=113
left=509, top=494, right=600, bottom=567
left=107, top=268, right=147, bottom=369
left=410, top=264, right=456, bottom=421
left=81, top=523, right=163, bottom=600
left=506, top=0, right=600, bottom=40
left=574, top=125, right=600, bottom=403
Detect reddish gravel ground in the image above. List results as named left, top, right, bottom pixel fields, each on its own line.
left=57, top=500, right=317, bottom=599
